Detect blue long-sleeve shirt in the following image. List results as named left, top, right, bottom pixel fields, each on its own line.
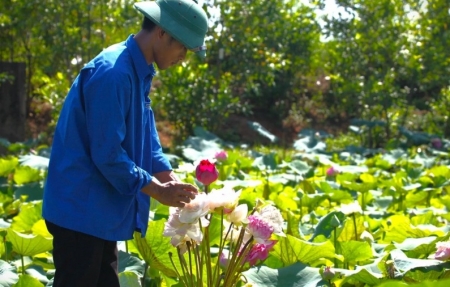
left=42, top=35, right=172, bottom=241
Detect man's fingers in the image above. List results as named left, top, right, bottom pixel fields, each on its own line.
left=178, top=187, right=197, bottom=200
left=181, top=184, right=198, bottom=193
left=174, top=202, right=185, bottom=208
left=178, top=194, right=194, bottom=204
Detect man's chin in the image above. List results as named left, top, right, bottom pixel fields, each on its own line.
left=155, top=63, right=172, bottom=70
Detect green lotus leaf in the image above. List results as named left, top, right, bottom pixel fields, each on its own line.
left=376, top=279, right=450, bottom=287
left=286, top=210, right=302, bottom=239
left=341, top=180, right=373, bottom=193
left=302, top=193, right=327, bottom=209
left=252, top=152, right=278, bottom=171
left=337, top=214, right=365, bottom=242
left=7, top=229, right=52, bottom=256
left=118, top=250, right=145, bottom=276
left=13, top=166, right=41, bottom=185
left=310, top=211, right=346, bottom=241
left=381, top=215, right=444, bottom=244
left=272, top=234, right=336, bottom=266
left=248, top=121, right=278, bottom=143
left=390, top=236, right=437, bottom=254
left=118, top=271, right=141, bottom=287
left=11, top=201, right=43, bottom=233
left=31, top=219, right=52, bottom=239
left=282, top=159, right=311, bottom=176
left=389, top=249, right=450, bottom=276
left=180, top=136, right=223, bottom=162
left=9, top=274, right=43, bottom=287
left=0, top=157, right=18, bottom=177
left=338, top=241, right=373, bottom=263
left=340, top=265, right=384, bottom=286
left=13, top=182, right=44, bottom=201
left=381, top=149, right=407, bottom=164
left=133, top=220, right=181, bottom=278
left=243, top=262, right=326, bottom=287
left=25, top=265, right=49, bottom=285
left=0, top=259, right=19, bottom=286
left=274, top=190, right=298, bottom=212
left=19, top=155, right=49, bottom=170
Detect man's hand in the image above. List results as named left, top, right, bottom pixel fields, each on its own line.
left=141, top=178, right=197, bottom=208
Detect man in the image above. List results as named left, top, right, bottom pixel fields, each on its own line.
left=42, top=1, right=208, bottom=286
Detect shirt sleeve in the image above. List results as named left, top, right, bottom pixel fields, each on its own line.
left=149, top=108, right=172, bottom=173
left=80, top=65, right=152, bottom=195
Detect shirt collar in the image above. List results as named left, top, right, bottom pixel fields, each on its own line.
left=125, top=34, right=156, bottom=81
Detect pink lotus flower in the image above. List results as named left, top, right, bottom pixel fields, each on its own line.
left=214, top=150, right=228, bottom=161
left=246, top=215, right=274, bottom=244
left=245, top=240, right=276, bottom=266
left=322, top=266, right=335, bottom=280
left=435, top=241, right=450, bottom=260
left=431, top=138, right=443, bottom=149
left=219, top=250, right=231, bottom=269
left=326, top=166, right=339, bottom=177
left=256, top=205, right=285, bottom=236
left=195, top=159, right=219, bottom=186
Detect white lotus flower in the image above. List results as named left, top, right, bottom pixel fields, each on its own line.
left=340, top=201, right=363, bottom=215
left=223, top=221, right=244, bottom=242
left=208, top=188, right=241, bottom=212
left=164, top=208, right=189, bottom=237
left=164, top=207, right=209, bottom=246
left=226, top=204, right=248, bottom=225
left=360, top=230, right=374, bottom=243
left=171, top=235, right=192, bottom=254
left=175, top=162, right=196, bottom=174
left=179, top=193, right=210, bottom=224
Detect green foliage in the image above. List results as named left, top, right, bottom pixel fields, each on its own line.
left=1, top=129, right=450, bottom=285
left=152, top=62, right=240, bottom=140
left=1, top=0, right=449, bottom=144
left=318, top=0, right=450, bottom=139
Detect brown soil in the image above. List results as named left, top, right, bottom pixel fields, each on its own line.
left=156, top=114, right=347, bottom=149
left=25, top=99, right=347, bottom=149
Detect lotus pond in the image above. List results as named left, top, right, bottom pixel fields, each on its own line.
left=1, top=127, right=450, bottom=287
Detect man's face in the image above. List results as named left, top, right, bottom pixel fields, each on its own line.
left=154, top=31, right=188, bottom=70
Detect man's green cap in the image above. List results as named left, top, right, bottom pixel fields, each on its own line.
left=134, top=0, right=208, bottom=58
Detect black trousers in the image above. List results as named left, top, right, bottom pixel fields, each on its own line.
left=45, top=220, right=120, bottom=287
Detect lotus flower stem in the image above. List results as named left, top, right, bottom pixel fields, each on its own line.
left=169, top=252, right=188, bottom=287
left=178, top=247, right=191, bottom=286
left=187, top=241, right=195, bottom=287
left=426, top=191, right=432, bottom=208
left=333, top=227, right=338, bottom=268
left=399, top=193, right=404, bottom=211
left=223, top=229, right=245, bottom=286
left=300, top=198, right=303, bottom=222
left=195, top=244, right=202, bottom=287
left=352, top=214, right=358, bottom=241
left=212, top=211, right=226, bottom=284
left=361, top=192, right=366, bottom=214
left=141, top=262, right=148, bottom=286
left=228, top=238, right=253, bottom=286
left=21, top=255, right=25, bottom=275
left=205, top=227, right=213, bottom=286
left=223, top=230, right=251, bottom=287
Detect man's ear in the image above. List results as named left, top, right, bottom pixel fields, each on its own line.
left=157, top=27, right=166, bottom=39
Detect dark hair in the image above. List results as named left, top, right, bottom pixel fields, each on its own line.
left=141, top=16, right=157, bottom=32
